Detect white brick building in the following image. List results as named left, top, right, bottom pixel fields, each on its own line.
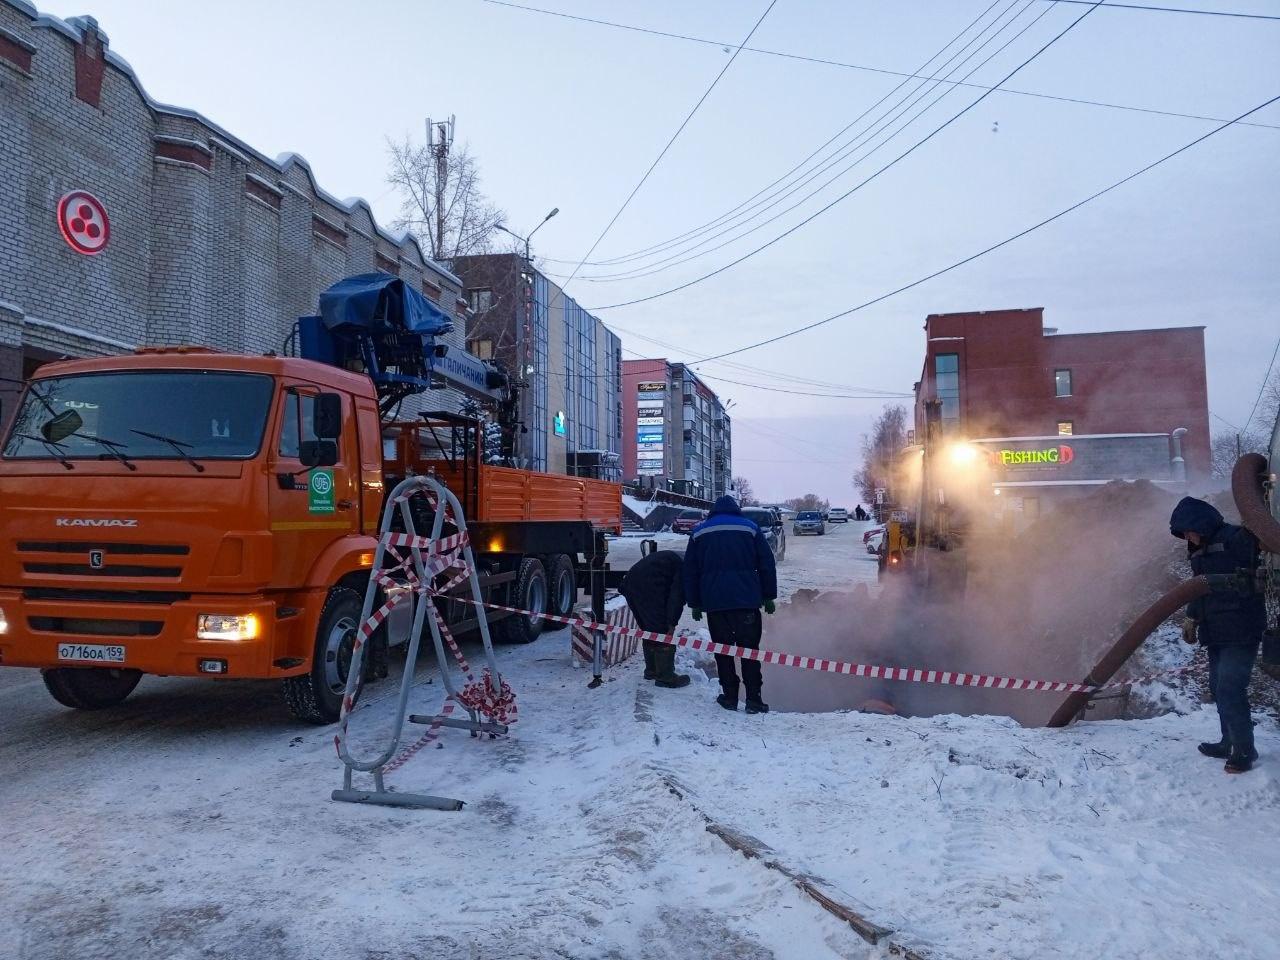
left=0, top=0, right=468, bottom=424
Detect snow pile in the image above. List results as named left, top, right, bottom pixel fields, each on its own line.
left=622, top=492, right=661, bottom=518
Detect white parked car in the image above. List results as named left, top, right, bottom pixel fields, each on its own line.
left=865, top=529, right=885, bottom=554
left=828, top=507, right=849, bottom=523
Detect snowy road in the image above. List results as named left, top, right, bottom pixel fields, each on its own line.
left=2, top=520, right=1278, bottom=959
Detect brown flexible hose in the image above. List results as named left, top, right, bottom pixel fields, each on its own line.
left=1050, top=450, right=1275, bottom=728
left=1046, top=576, right=1210, bottom=728
left=1232, top=452, right=1280, bottom=555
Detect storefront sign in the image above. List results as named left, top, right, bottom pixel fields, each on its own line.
left=57, top=190, right=111, bottom=255
left=637, top=381, right=665, bottom=392
left=995, top=444, right=1074, bottom=467
left=637, top=416, right=663, bottom=427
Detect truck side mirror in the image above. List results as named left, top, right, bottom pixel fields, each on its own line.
left=313, top=393, right=342, bottom=439
left=299, top=439, right=338, bottom=468
left=41, top=409, right=83, bottom=444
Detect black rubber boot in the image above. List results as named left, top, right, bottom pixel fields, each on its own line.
left=652, top=646, right=690, bottom=688
left=716, top=693, right=737, bottom=711
left=1198, top=741, right=1230, bottom=759
left=1225, top=752, right=1256, bottom=774
left=642, top=642, right=657, bottom=681
left=745, top=699, right=769, bottom=715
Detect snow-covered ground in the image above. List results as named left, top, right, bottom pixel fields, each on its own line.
left=1, top=522, right=1277, bottom=959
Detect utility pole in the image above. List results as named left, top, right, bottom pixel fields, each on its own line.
left=426, top=115, right=454, bottom=260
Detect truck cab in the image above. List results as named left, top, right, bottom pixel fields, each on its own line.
left=0, top=349, right=383, bottom=718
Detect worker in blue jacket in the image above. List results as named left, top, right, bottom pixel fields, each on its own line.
left=683, top=495, right=778, bottom=714
left=1170, top=496, right=1266, bottom=774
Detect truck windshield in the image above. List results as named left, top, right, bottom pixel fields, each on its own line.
left=2, top=371, right=275, bottom=461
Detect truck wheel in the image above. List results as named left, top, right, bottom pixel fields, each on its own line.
left=41, top=667, right=142, bottom=710
left=546, top=554, right=577, bottom=618
left=493, top=557, right=547, bottom=645
left=283, top=586, right=364, bottom=724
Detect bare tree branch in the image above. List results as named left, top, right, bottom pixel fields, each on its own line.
left=387, top=130, right=506, bottom=263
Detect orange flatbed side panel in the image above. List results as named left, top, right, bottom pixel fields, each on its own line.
left=476, top=465, right=621, bottom=529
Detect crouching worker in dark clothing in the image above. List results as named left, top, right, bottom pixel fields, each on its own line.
left=1170, top=496, right=1266, bottom=774
left=684, top=495, right=778, bottom=714
left=620, top=549, right=690, bottom=688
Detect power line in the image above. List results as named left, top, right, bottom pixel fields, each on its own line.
left=588, top=0, right=1108, bottom=311
left=608, top=323, right=914, bottom=395
left=555, top=0, right=778, bottom=296
left=1242, top=332, right=1280, bottom=434
left=481, top=0, right=1278, bottom=240
left=691, top=90, right=1280, bottom=365
left=694, top=371, right=911, bottom=400
left=1044, top=0, right=1280, bottom=19
left=556, top=0, right=1017, bottom=271
left=1210, top=409, right=1243, bottom=432
left=578, top=1, right=1056, bottom=284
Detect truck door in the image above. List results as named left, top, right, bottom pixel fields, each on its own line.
left=267, top=384, right=361, bottom=587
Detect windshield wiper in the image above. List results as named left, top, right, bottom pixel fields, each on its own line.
left=130, top=429, right=205, bottom=473
left=15, top=433, right=74, bottom=470
left=80, top=435, right=137, bottom=471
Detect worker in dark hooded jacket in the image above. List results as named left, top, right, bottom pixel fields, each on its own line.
left=619, top=549, right=690, bottom=688
left=684, top=495, right=778, bottom=714
left=1170, top=496, right=1266, bottom=773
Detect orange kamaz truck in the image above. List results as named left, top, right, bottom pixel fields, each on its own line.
left=0, top=274, right=620, bottom=722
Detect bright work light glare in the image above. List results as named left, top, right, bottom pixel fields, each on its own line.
left=947, top=443, right=978, bottom=466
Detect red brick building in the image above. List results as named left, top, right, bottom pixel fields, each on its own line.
left=913, top=308, right=1210, bottom=481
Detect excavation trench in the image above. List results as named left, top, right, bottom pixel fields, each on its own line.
left=758, top=454, right=1275, bottom=728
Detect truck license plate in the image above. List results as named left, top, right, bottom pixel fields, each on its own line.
left=57, top=643, right=126, bottom=664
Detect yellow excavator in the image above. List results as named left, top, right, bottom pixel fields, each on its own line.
left=877, top=399, right=984, bottom=598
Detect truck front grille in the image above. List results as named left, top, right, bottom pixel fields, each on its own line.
left=22, top=588, right=191, bottom=605
left=17, top=541, right=189, bottom=580
left=22, top=562, right=183, bottom=578
left=28, top=616, right=164, bottom=637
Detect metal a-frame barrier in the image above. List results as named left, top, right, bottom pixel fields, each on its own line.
left=332, top=475, right=508, bottom=810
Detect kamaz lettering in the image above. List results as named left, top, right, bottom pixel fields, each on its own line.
left=998, top=445, right=1074, bottom=466
left=55, top=518, right=138, bottom=527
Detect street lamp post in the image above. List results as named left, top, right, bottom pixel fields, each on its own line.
left=493, top=209, right=558, bottom=471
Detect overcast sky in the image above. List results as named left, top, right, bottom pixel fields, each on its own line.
left=43, top=0, right=1280, bottom=502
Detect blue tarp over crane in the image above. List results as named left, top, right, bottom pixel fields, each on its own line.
left=298, top=273, right=504, bottom=417
left=318, top=272, right=454, bottom=337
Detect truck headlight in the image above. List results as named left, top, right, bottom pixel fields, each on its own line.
left=197, top=613, right=260, bottom=641
left=0, top=606, right=8, bottom=635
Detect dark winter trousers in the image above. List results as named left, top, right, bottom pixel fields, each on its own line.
left=1208, top=643, right=1258, bottom=757
left=708, top=608, right=763, bottom=702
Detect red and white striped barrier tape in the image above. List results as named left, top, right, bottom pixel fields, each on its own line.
left=459, top=596, right=1193, bottom=695
left=335, top=517, right=517, bottom=772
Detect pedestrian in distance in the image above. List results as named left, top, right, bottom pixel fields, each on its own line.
left=1170, top=496, right=1266, bottom=774
left=683, top=495, right=779, bottom=714
left=619, top=549, right=690, bottom=688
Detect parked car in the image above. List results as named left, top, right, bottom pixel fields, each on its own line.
left=743, top=506, right=786, bottom=561
left=863, top=524, right=884, bottom=544
left=866, top=528, right=885, bottom=554
left=828, top=507, right=849, bottom=523
left=671, top=509, right=705, bottom=535
left=793, top=510, right=826, bottom=536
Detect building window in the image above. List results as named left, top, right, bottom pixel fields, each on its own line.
left=934, top=353, right=960, bottom=429
left=468, top=288, right=493, bottom=312
left=468, top=338, right=494, bottom=360
left=1057, top=420, right=1073, bottom=436
left=1054, top=368, right=1072, bottom=397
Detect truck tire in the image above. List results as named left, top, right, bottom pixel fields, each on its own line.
left=493, top=557, right=547, bottom=645
left=546, top=554, right=577, bottom=618
left=41, top=667, right=142, bottom=710
left=283, top=586, right=364, bottom=724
